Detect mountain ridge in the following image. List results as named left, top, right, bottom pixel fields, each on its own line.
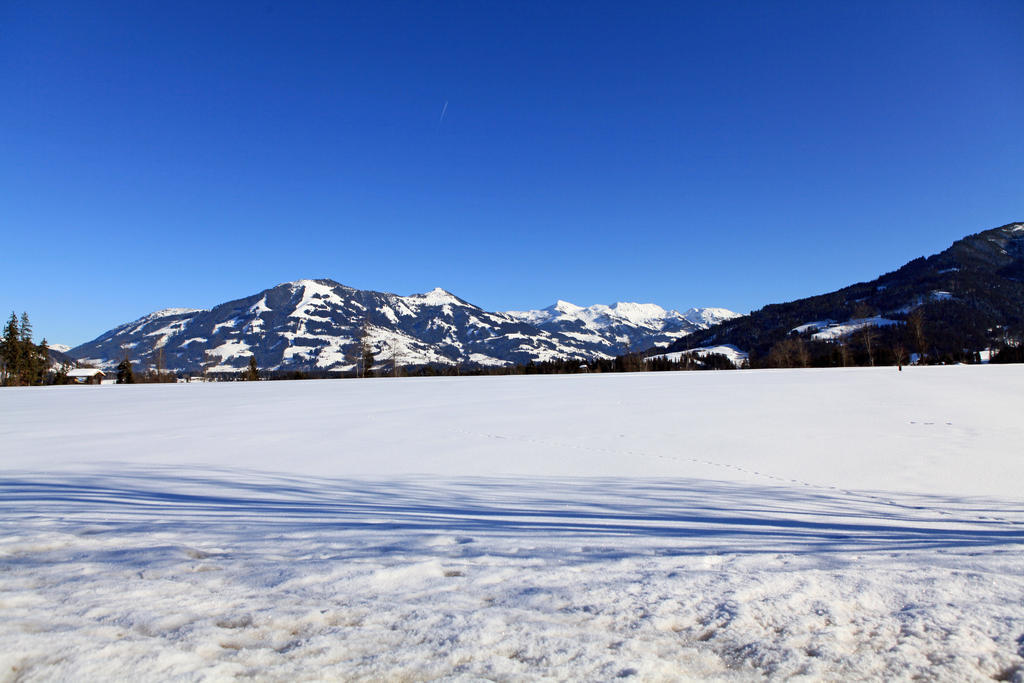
left=664, top=221, right=1024, bottom=365
left=70, top=280, right=734, bottom=373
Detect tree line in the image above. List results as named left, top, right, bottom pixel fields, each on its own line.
left=0, top=312, right=54, bottom=386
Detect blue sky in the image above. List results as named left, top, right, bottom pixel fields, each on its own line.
left=2, top=1, right=1022, bottom=346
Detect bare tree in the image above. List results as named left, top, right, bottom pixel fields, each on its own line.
left=794, top=337, right=810, bottom=368
left=838, top=339, right=851, bottom=367
left=201, top=350, right=216, bottom=377
left=391, top=334, right=402, bottom=377
left=893, top=342, right=907, bottom=371
left=907, top=310, right=926, bottom=363
left=860, top=325, right=878, bottom=366
left=769, top=338, right=796, bottom=368
left=153, top=343, right=166, bottom=377
left=345, top=337, right=361, bottom=378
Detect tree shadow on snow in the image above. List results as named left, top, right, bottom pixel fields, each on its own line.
left=1, top=466, right=1021, bottom=562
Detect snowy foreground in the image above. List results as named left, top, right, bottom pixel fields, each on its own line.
left=2, top=367, right=1023, bottom=681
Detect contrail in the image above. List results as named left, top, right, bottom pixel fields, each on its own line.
left=437, top=100, right=448, bottom=129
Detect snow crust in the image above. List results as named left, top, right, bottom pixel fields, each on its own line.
left=2, top=367, right=1023, bottom=680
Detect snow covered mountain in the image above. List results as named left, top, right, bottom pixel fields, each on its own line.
left=69, top=280, right=736, bottom=374
left=505, top=301, right=740, bottom=354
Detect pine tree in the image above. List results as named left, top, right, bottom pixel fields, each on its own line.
left=55, top=361, right=70, bottom=385
left=32, top=338, right=50, bottom=385
left=246, top=355, right=259, bottom=381
left=362, top=345, right=375, bottom=378
left=0, top=312, right=18, bottom=385
left=116, top=359, right=134, bottom=384
left=19, top=312, right=32, bottom=345
left=358, top=318, right=374, bottom=378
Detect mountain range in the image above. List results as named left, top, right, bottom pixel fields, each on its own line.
left=67, top=221, right=1024, bottom=374
left=69, top=282, right=738, bottom=373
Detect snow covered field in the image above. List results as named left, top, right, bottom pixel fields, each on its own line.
left=2, top=367, right=1023, bottom=680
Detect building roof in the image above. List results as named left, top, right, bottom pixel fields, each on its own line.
left=67, top=368, right=105, bottom=377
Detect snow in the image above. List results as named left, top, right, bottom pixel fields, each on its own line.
left=812, top=317, right=901, bottom=340
left=507, top=302, right=741, bottom=341
left=795, top=317, right=902, bottom=341
left=49, top=344, right=71, bottom=353
left=65, top=368, right=104, bottom=377
left=791, top=319, right=835, bottom=334
left=648, top=344, right=749, bottom=367
left=211, top=319, right=239, bottom=334
left=467, top=352, right=509, bottom=366
left=403, top=287, right=463, bottom=308
left=681, top=307, right=742, bottom=327
left=205, top=340, right=252, bottom=370
left=148, top=307, right=204, bottom=318
left=290, top=280, right=346, bottom=321
left=1, top=367, right=1023, bottom=680
left=509, top=300, right=676, bottom=330
left=248, top=296, right=272, bottom=315
left=378, top=304, right=399, bottom=324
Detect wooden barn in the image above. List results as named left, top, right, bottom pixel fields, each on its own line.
left=66, top=369, right=105, bottom=385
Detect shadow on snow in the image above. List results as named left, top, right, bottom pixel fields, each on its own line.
left=1, top=466, right=1022, bottom=562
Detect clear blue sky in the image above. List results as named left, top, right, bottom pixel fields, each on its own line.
left=2, top=1, right=1022, bottom=346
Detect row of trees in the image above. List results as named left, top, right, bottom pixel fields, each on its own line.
left=757, top=307, right=1001, bottom=369
left=0, top=313, right=53, bottom=386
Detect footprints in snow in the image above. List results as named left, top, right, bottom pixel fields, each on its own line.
left=456, top=428, right=1018, bottom=528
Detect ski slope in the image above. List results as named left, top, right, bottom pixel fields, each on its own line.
left=1, top=367, right=1023, bottom=680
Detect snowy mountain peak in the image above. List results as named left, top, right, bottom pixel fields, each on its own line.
left=505, top=300, right=739, bottom=352
left=603, top=302, right=670, bottom=325
left=405, top=287, right=464, bottom=307
left=551, top=300, right=584, bottom=314
left=681, top=307, right=743, bottom=327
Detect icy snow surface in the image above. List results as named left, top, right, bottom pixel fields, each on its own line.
left=2, top=367, right=1024, bottom=680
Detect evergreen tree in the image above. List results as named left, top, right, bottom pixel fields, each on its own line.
left=116, top=359, right=135, bottom=384
left=0, top=312, right=19, bottom=385
left=19, top=312, right=32, bottom=346
left=32, top=338, right=50, bottom=385
left=362, top=345, right=375, bottom=378
left=55, top=361, right=70, bottom=385
left=246, top=355, right=259, bottom=381
left=0, top=313, right=53, bottom=385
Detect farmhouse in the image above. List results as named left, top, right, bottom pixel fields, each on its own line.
left=66, top=369, right=105, bottom=385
